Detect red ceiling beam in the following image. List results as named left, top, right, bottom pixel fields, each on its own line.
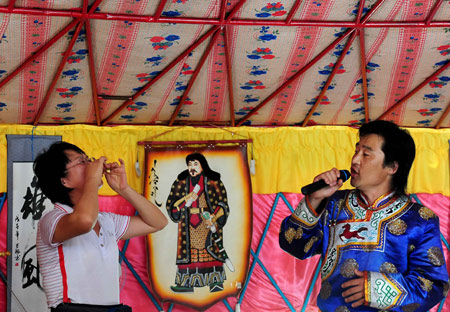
left=101, top=25, right=220, bottom=125
left=358, top=29, right=370, bottom=123
left=224, top=27, right=235, bottom=127
left=235, top=0, right=383, bottom=127
left=285, top=0, right=302, bottom=25
left=360, top=0, right=386, bottom=23
left=235, top=0, right=387, bottom=126
left=0, top=19, right=79, bottom=91
left=435, top=99, right=450, bottom=129
left=377, top=60, right=450, bottom=120
left=82, top=0, right=88, bottom=14
left=33, top=21, right=84, bottom=125
left=302, top=31, right=357, bottom=127
left=7, top=0, right=16, bottom=10
left=226, top=0, right=247, bottom=21
left=425, top=0, right=443, bottom=25
left=88, top=0, right=104, bottom=14
left=1, top=7, right=450, bottom=27
left=356, top=0, right=366, bottom=24
left=236, top=28, right=355, bottom=126
left=85, top=19, right=101, bottom=126
left=168, top=29, right=221, bottom=126
left=154, top=0, right=169, bottom=20
left=220, top=0, right=227, bottom=23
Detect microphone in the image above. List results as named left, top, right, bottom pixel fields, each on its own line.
left=301, top=170, right=350, bottom=195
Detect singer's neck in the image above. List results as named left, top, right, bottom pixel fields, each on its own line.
left=358, top=186, right=394, bottom=207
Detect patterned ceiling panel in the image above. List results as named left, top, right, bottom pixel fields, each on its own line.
left=0, top=0, right=449, bottom=128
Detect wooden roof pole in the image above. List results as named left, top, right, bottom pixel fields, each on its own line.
left=101, top=25, right=220, bottom=125
left=377, top=60, right=450, bottom=120
left=85, top=19, right=101, bottom=125
left=168, top=29, right=221, bottom=126
left=302, top=31, right=357, bottom=126
left=0, top=19, right=80, bottom=90
left=33, top=21, right=84, bottom=125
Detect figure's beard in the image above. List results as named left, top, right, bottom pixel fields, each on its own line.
left=190, top=169, right=197, bottom=176
left=190, top=174, right=201, bottom=185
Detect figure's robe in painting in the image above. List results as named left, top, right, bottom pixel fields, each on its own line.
left=167, top=174, right=230, bottom=292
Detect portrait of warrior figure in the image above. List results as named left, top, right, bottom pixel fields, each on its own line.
left=166, top=153, right=233, bottom=293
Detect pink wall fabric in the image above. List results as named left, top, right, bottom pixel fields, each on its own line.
left=0, top=193, right=448, bottom=311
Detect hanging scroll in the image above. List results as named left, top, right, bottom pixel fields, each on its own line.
left=6, top=135, right=60, bottom=312
left=142, top=140, right=252, bottom=310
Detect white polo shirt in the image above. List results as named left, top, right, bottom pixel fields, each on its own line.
left=36, top=203, right=130, bottom=308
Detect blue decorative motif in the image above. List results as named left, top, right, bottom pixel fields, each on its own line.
left=145, top=55, right=165, bottom=66
left=248, top=65, right=268, bottom=76
left=256, top=27, right=279, bottom=42
left=56, top=102, right=73, bottom=112
left=61, top=69, right=80, bottom=81
left=423, top=93, right=442, bottom=103
left=255, top=2, right=287, bottom=18
left=126, top=101, right=147, bottom=112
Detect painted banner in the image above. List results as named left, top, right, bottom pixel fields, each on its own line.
left=143, top=142, right=252, bottom=310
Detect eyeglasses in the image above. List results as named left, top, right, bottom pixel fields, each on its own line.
left=66, top=155, right=92, bottom=171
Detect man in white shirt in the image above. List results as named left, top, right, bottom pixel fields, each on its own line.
left=34, top=142, right=168, bottom=311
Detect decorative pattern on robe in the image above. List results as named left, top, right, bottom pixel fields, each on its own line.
left=279, top=190, right=449, bottom=311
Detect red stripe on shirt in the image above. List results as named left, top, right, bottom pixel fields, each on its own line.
left=57, top=245, right=70, bottom=303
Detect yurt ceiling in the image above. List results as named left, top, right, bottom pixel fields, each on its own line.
left=0, top=0, right=449, bottom=128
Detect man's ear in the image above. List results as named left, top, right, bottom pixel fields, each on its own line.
left=61, top=178, right=70, bottom=188
left=388, top=161, right=399, bottom=175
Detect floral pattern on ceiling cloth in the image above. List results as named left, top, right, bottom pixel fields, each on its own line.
left=56, top=102, right=74, bottom=113
left=170, top=96, right=193, bottom=106
left=204, top=33, right=228, bottom=121
left=417, top=108, right=442, bottom=117
left=383, top=0, right=433, bottom=126
left=126, top=101, right=148, bottom=112
left=306, top=95, right=331, bottom=106
left=429, top=76, right=449, bottom=88
left=119, top=114, right=136, bottom=122
left=119, top=30, right=184, bottom=122
left=61, top=69, right=80, bottom=81
left=148, top=35, right=180, bottom=50
left=50, top=29, right=90, bottom=123
left=255, top=2, right=287, bottom=18
left=20, top=14, right=52, bottom=123
left=51, top=116, right=75, bottom=122
left=145, top=55, right=166, bottom=67
left=437, top=44, right=450, bottom=56
left=94, top=0, right=151, bottom=121
left=164, top=59, right=196, bottom=120
left=246, top=48, right=276, bottom=60
left=268, top=0, right=338, bottom=126
left=307, top=42, right=353, bottom=126
left=236, top=26, right=281, bottom=124
left=346, top=0, right=378, bottom=16
left=414, top=41, right=450, bottom=126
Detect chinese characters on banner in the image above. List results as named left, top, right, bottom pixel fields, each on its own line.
left=12, top=162, right=51, bottom=312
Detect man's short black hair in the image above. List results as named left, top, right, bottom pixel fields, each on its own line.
left=33, top=141, right=85, bottom=206
left=359, top=120, right=415, bottom=194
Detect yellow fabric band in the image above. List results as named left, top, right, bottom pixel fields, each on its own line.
left=1, top=125, right=449, bottom=196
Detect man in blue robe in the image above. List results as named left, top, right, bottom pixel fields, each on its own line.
left=279, top=120, right=449, bottom=311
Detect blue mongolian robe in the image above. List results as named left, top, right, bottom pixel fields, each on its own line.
left=279, top=190, right=449, bottom=311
